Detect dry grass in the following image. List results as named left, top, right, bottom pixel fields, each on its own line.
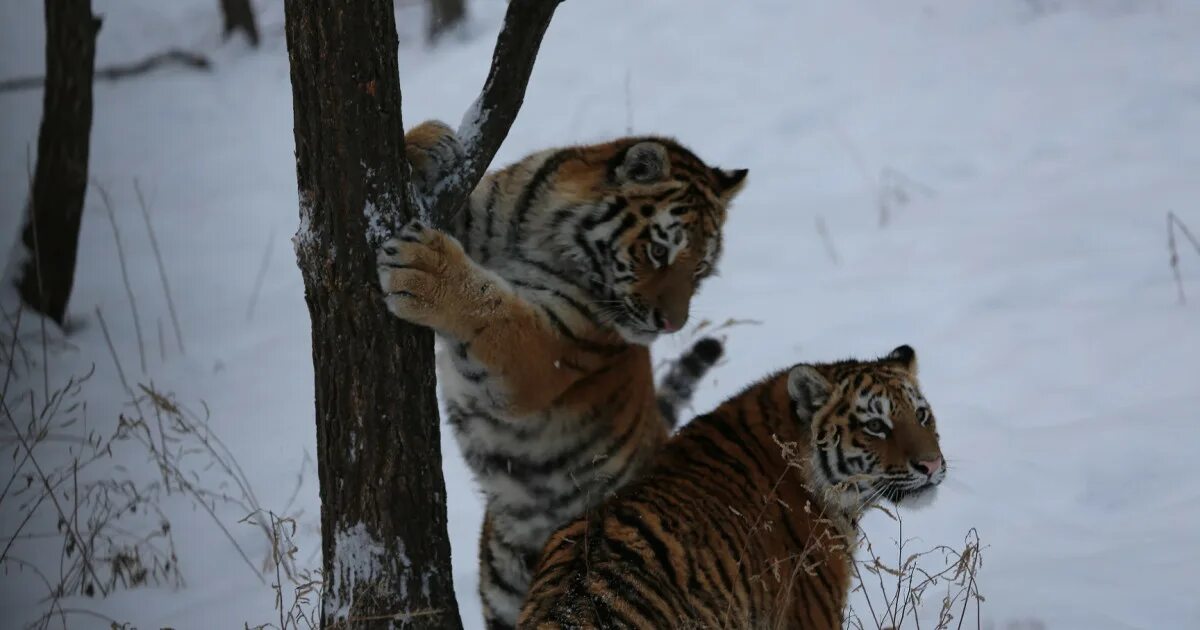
left=244, top=512, right=322, bottom=630
left=2, top=298, right=312, bottom=628
left=846, top=508, right=984, bottom=630
left=735, top=435, right=985, bottom=630
left=2, top=305, right=182, bottom=629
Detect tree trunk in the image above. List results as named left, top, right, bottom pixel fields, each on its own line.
left=427, top=0, right=467, bottom=43
left=220, top=0, right=260, bottom=47
left=14, top=0, right=100, bottom=327
left=283, top=2, right=461, bottom=628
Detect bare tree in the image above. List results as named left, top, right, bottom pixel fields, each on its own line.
left=220, top=0, right=260, bottom=47
left=283, top=0, right=562, bottom=626
left=427, top=0, right=467, bottom=43
left=13, top=0, right=101, bottom=327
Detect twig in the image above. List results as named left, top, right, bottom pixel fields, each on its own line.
left=120, top=398, right=267, bottom=584
left=96, top=184, right=147, bottom=374
left=157, top=317, right=166, bottom=363
left=2, top=398, right=108, bottom=597
left=135, top=179, right=185, bottom=355
left=281, top=451, right=313, bottom=515
left=427, top=0, right=565, bottom=227
left=1, top=305, right=22, bottom=406
left=831, top=123, right=875, bottom=198
left=0, top=48, right=210, bottom=92
left=247, top=228, right=277, bottom=321
left=815, top=215, right=840, bottom=265
left=0, top=307, right=32, bottom=375
left=623, top=68, right=633, bottom=134
left=1167, top=211, right=1200, bottom=304
left=94, top=307, right=133, bottom=398
left=139, top=384, right=276, bottom=582
left=877, top=168, right=934, bottom=228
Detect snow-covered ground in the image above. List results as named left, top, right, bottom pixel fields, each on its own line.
left=2, top=0, right=1199, bottom=628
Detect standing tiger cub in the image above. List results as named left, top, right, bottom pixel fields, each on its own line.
left=520, top=346, right=946, bottom=629
left=376, top=121, right=747, bottom=629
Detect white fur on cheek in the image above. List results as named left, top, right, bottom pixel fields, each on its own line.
left=898, top=485, right=939, bottom=511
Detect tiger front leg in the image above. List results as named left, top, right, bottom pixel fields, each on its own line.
left=376, top=221, right=582, bottom=412
left=376, top=219, right=500, bottom=337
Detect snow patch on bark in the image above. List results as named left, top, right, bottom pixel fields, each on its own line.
left=362, top=164, right=405, bottom=244
left=363, top=197, right=392, bottom=245
left=325, top=522, right=407, bottom=620
left=293, top=190, right=319, bottom=257
left=457, top=96, right=488, bottom=153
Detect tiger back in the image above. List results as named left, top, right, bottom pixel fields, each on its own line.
left=519, top=346, right=946, bottom=629
left=377, top=121, right=747, bottom=628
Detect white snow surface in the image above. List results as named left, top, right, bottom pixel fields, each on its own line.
left=2, top=0, right=1200, bottom=628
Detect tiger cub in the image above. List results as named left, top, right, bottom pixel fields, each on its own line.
left=376, top=121, right=747, bottom=629
left=520, top=346, right=946, bottom=629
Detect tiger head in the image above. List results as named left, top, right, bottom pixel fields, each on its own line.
left=787, top=345, right=945, bottom=513
left=549, top=138, right=747, bottom=344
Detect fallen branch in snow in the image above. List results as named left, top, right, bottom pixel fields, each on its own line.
left=1167, top=211, right=1200, bottom=305
left=425, top=0, right=564, bottom=227
left=0, top=48, right=211, bottom=93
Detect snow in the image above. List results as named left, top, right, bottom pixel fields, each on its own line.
left=293, top=189, right=317, bottom=258
left=363, top=198, right=391, bottom=247
left=327, top=522, right=396, bottom=620
left=2, top=0, right=1199, bottom=628
left=457, top=94, right=488, bottom=153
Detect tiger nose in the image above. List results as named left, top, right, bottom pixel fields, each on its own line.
left=913, top=456, right=943, bottom=477
left=657, top=310, right=686, bottom=333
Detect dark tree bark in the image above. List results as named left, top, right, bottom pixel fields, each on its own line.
left=427, top=0, right=466, bottom=43
left=15, top=0, right=100, bottom=327
left=220, top=0, right=260, bottom=47
left=283, top=2, right=458, bottom=628
left=424, top=0, right=562, bottom=226
left=284, top=1, right=562, bottom=627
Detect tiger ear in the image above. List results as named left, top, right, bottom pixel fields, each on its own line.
left=787, top=365, right=831, bottom=414
left=885, top=345, right=918, bottom=376
left=616, top=142, right=670, bottom=184
left=712, top=167, right=748, bottom=204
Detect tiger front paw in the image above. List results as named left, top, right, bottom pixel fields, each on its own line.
left=376, top=219, right=473, bottom=330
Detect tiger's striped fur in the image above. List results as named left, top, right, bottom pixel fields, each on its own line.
left=520, top=346, right=946, bottom=629
left=376, top=121, right=746, bottom=629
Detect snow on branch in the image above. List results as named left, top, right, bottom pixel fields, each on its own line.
left=426, top=0, right=564, bottom=227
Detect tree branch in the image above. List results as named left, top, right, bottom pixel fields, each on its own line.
left=426, top=0, right=564, bottom=227
left=0, top=48, right=210, bottom=93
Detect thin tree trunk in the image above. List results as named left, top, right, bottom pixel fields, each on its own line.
left=14, top=0, right=100, bottom=326
left=427, top=0, right=466, bottom=43
left=220, top=0, right=260, bottom=47
left=283, top=2, right=461, bottom=628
